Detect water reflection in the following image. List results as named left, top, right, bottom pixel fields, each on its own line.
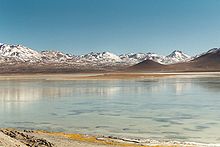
left=0, top=77, right=220, bottom=105
left=172, top=79, right=192, bottom=94
left=192, top=77, right=220, bottom=92
left=137, top=78, right=193, bottom=94
left=0, top=81, right=121, bottom=100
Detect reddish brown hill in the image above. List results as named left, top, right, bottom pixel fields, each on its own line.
left=190, top=49, right=220, bottom=69
left=127, top=59, right=167, bottom=72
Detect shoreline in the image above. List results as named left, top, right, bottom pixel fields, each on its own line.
left=1, top=128, right=219, bottom=147
left=0, top=72, right=220, bottom=81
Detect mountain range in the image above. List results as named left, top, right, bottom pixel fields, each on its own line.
left=128, top=48, right=220, bottom=72
left=0, top=43, right=191, bottom=64
left=0, top=43, right=219, bottom=73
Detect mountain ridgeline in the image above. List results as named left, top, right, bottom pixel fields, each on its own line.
left=0, top=43, right=219, bottom=73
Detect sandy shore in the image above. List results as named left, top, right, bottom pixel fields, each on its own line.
left=2, top=128, right=220, bottom=147
left=1, top=128, right=207, bottom=147
left=0, top=128, right=134, bottom=147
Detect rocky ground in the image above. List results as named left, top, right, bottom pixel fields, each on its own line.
left=0, top=129, right=52, bottom=147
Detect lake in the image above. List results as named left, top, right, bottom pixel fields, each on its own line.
left=1, top=74, right=220, bottom=144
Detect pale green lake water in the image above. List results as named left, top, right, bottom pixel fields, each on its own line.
left=1, top=75, right=220, bottom=144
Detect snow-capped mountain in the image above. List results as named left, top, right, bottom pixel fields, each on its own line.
left=0, top=43, right=78, bottom=64
left=167, top=50, right=191, bottom=61
left=119, top=51, right=191, bottom=65
left=0, top=43, right=192, bottom=66
left=41, top=50, right=75, bottom=63
left=119, top=53, right=164, bottom=64
left=120, top=53, right=148, bottom=61
left=80, top=52, right=122, bottom=63
left=0, top=44, right=42, bottom=63
left=163, top=50, right=192, bottom=64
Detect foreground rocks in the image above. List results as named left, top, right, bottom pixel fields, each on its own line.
left=0, top=129, right=53, bottom=147
left=0, top=131, right=26, bottom=147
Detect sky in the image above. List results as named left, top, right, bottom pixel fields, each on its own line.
left=1, top=0, right=220, bottom=55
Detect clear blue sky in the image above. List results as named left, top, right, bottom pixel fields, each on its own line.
left=1, top=0, right=220, bottom=55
